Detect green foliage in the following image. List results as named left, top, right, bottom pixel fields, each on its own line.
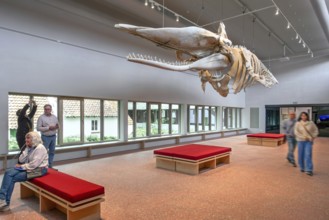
left=87, top=135, right=117, bottom=142
left=104, top=136, right=116, bottom=141
left=63, top=136, right=80, bottom=143
left=86, top=135, right=100, bottom=142
left=136, top=128, right=147, bottom=137
left=9, top=136, right=19, bottom=151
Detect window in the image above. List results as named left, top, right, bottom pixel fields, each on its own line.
left=204, top=106, right=210, bottom=131
left=150, top=103, right=160, bottom=136
left=8, top=94, right=33, bottom=151
left=188, top=105, right=217, bottom=133
left=128, top=102, right=135, bottom=138
left=103, top=100, right=119, bottom=141
left=211, top=107, right=217, bottom=130
left=8, top=94, right=58, bottom=151
left=136, top=102, right=147, bottom=138
left=128, top=101, right=181, bottom=138
left=197, top=106, right=203, bottom=131
left=223, top=107, right=243, bottom=129
left=171, top=104, right=180, bottom=134
left=61, top=99, right=81, bottom=144
left=8, top=93, right=119, bottom=151
left=84, top=99, right=100, bottom=142
left=91, top=120, right=98, bottom=131
left=161, top=104, right=169, bottom=135
left=188, top=105, right=196, bottom=132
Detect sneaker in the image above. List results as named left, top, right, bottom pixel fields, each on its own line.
left=291, top=162, right=297, bottom=167
left=306, top=171, right=313, bottom=176
left=0, top=199, right=6, bottom=208
left=0, top=205, right=10, bottom=212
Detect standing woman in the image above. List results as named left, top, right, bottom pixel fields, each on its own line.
left=0, top=131, right=48, bottom=212
left=16, top=100, right=37, bottom=149
left=294, top=112, right=319, bottom=176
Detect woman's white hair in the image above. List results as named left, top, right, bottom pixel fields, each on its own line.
left=25, top=131, right=43, bottom=146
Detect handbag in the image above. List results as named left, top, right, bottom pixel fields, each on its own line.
left=26, top=167, right=43, bottom=180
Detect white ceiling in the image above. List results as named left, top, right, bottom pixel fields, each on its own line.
left=72, top=0, right=329, bottom=62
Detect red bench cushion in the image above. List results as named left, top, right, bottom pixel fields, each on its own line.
left=246, top=133, right=285, bottom=139
left=30, top=168, right=104, bottom=203
left=154, top=144, right=231, bottom=160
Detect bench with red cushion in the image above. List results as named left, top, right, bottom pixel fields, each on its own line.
left=21, top=168, right=105, bottom=220
left=246, top=133, right=285, bottom=146
left=154, top=144, right=231, bottom=160
left=154, top=144, right=231, bottom=175
left=246, top=133, right=285, bottom=139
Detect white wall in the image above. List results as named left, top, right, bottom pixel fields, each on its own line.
left=246, top=55, right=329, bottom=132
left=0, top=0, right=245, bottom=154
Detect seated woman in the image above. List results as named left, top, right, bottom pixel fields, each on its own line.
left=0, top=131, right=48, bottom=212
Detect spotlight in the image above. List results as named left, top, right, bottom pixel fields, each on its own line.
left=298, top=38, right=302, bottom=43
left=151, top=1, right=154, bottom=9
left=275, top=8, right=279, bottom=15
left=175, top=14, right=179, bottom=22
left=311, top=53, right=314, bottom=58
left=153, top=2, right=161, bottom=11
left=287, top=22, right=290, bottom=29
left=295, top=33, right=298, bottom=40
left=308, top=48, right=311, bottom=53
left=303, top=43, right=306, bottom=48
left=144, top=0, right=148, bottom=6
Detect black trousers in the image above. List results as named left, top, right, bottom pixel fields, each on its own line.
left=16, top=133, right=26, bottom=150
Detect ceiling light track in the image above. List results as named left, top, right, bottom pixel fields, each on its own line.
left=271, top=0, right=313, bottom=57
left=201, top=5, right=275, bottom=26
left=142, top=0, right=313, bottom=59
left=144, top=0, right=199, bottom=26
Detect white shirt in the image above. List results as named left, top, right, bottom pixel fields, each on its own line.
left=37, top=114, right=59, bottom=136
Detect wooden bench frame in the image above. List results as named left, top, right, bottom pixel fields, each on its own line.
left=247, top=136, right=285, bottom=147
left=155, top=152, right=230, bottom=175
left=20, top=181, right=104, bottom=220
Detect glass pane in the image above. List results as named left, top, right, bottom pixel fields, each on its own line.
left=211, top=107, right=216, bottom=130
left=223, top=107, right=227, bottom=130
left=33, top=96, right=58, bottom=146
left=8, top=94, right=30, bottom=151
left=231, top=108, right=236, bottom=129
left=204, top=106, right=210, bottom=131
left=150, top=104, right=160, bottom=135
left=84, top=99, right=100, bottom=142
left=104, top=100, right=119, bottom=140
left=197, top=106, right=203, bottom=131
left=128, top=102, right=134, bottom=138
left=136, top=102, right=147, bottom=138
left=171, top=104, right=180, bottom=134
left=189, top=105, right=196, bottom=132
left=32, top=96, right=58, bottom=132
left=161, top=104, right=169, bottom=135
left=62, top=99, right=81, bottom=143
left=228, top=108, right=233, bottom=129
left=237, top=108, right=241, bottom=128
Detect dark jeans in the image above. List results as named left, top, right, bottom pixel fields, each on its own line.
left=0, top=167, right=48, bottom=205
left=287, top=136, right=297, bottom=163
left=41, top=135, right=57, bottom=168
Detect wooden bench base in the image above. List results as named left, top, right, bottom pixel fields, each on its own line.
left=155, top=153, right=230, bottom=175
left=247, top=137, right=284, bottom=147
left=21, top=181, right=104, bottom=220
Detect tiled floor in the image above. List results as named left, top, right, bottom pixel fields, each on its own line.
left=1, top=135, right=329, bottom=220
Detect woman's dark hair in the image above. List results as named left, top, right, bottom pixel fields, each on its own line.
left=298, top=111, right=309, bottom=121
